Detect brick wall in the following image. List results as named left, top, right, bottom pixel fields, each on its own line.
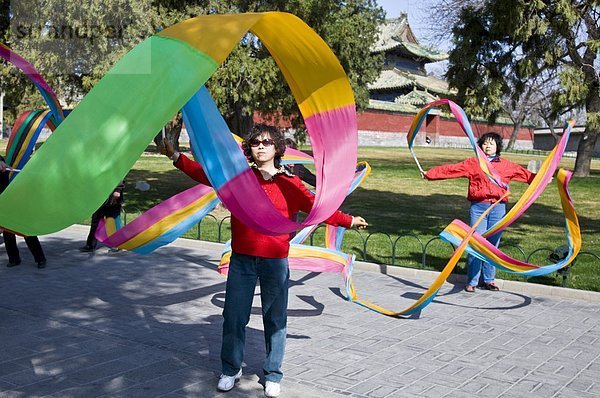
left=357, top=109, right=534, bottom=149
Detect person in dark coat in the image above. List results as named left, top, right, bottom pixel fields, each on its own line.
left=0, top=156, right=47, bottom=268
left=80, top=181, right=125, bottom=252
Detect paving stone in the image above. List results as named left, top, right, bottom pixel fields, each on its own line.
left=505, top=376, right=563, bottom=397
left=457, top=375, right=513, bottom=396
left=66, top=360, right=134, bottom=385
left=119, top=358, right=189, bottom=383
left=399, top=380, right=451, bottom=397
left=0, top=226, right=599, bottom=398
left=96, top=373, right=192, bottom=397
left=481, top=361, right=535, bottom=382
left=15, top=375, right=78, bottom=397
left=50, top=376, right=137, bottom=397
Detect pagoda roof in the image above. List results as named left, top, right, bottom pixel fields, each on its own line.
left=395, top=88, right=439, bottom=106
left=372, top=13, right=448, bottom=63
left=367, top=99, right=420, bottom=113
left=368, top=69, right=413, bottom=90
left=410, top=72, right=454, bottom=95
left=368, top=68, right=454, bottom=95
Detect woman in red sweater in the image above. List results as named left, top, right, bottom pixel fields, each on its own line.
left=424, top=132, right=535, bottom=293
left=161, top=125, right=367, bottom=397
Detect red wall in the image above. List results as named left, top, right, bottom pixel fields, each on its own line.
left=252, top=109, right=534, bottom=142
left=253, top=112, right=293, bottom=128
left=357, top=110, right=534, bottom=141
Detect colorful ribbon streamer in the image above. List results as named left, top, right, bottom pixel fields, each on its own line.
left=0, top=13, right=357, bottom=238
left=408, top=99, right=508, bottom=189
left=0, top=44, right=65, bottom=182
left=1, top=31, right=369, bottom=316
left=0, top=43, right=64, bottom=125
left=218, top=162, right=371, bottom=276
left=5, top=110, right=57, bottom=180
left=350, top=102, right=581, bottom=317
left=441, top=168, right=580, bottom=277
left=219, top=161, right=373, bottom=313
left=95, top=85, right=319, bottom=253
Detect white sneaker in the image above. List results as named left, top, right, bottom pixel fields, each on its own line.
left=217, top=369, right=242, bottom=392
left=264, top=381, right=280, bottom=397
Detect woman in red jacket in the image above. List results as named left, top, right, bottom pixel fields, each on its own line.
left=161, top=125, right=367, bottom=397
left=424, top=132, right=535, bottom=293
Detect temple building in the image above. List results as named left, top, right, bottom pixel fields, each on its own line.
left=357, top=13, right=534, bottom=149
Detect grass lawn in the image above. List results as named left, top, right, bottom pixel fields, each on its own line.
left=119, top=145, right=599, bottom=292
left=3, top=140, right=599, bottom=291
left=341, top=147, right=600, bottom=291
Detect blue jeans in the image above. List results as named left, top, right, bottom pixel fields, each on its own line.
left=221, top=252, right=289, bottom=383
left=466, top=201, right=506, bottom=286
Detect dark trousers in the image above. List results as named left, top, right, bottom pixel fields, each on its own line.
left=86, top=202, right=121, bottom=249
left=3, top=231, right=46, bottom=263
left=85, top=211, right=102, bottom=249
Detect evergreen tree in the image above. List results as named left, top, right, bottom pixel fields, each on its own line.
left=446, top=0, right=599, bottom=176
left=0, top=0, right=384, bottom=145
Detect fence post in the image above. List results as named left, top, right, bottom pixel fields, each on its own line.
left=392, top=233, right=424, bottom=267
left=218, top=216, right=231, bottom=243
left=363, top=232, right=393, bottom=264
left=423, top=237, right=455, bottom=269
left=498, top=243, right=527, bottom=261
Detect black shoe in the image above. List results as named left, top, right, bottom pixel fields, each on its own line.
left=80, top=246, right=95, bottom=252
left=37, top=260, right=47, bottom=269
left=483, top=282, right=500, bottom=291
left=6, top=259, right=21, bottom=267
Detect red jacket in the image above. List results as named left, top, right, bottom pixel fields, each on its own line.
left=425, top=157, right=535, bottom=202
left=175, top=154, right=353, bottom=258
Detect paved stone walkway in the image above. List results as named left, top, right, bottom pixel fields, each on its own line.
left=0, top=225, right=599, bottom=397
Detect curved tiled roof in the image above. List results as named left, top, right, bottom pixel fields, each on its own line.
left=395, top=88, right=439, bottom=105
left=372, top=14, right=448, bottom=63
left=368, top=68, right=454, bottom=95
left=372, top=16, right=413, bottom=52
left=409, top=72, right=453, bottom=95
left=401, top=41, right=448, bottom=62
left=368, top=69, right=414, bottom=90
left=367, top=99, right=420, bottom=113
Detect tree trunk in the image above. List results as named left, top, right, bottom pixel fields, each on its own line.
left=573, top=131, right=598, bottom=177
left=541, top=115, right=559, bottom=145
left=506, top=117, right=524, bottom=150
left=573, top=79, right=600, bottom=177
left=225, top=100, right=254, bottom=138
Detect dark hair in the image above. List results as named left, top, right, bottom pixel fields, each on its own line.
left=242, top=124, right=286, bottom=167
left=477, top=132, right=503, bottom=156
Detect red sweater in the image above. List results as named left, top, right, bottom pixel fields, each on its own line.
left=175, top=154, right=353, bottom=258
left=425, top=157, right=535, bottom=202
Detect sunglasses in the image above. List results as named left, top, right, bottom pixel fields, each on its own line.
left=249, top=138, right=275, bottom=147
